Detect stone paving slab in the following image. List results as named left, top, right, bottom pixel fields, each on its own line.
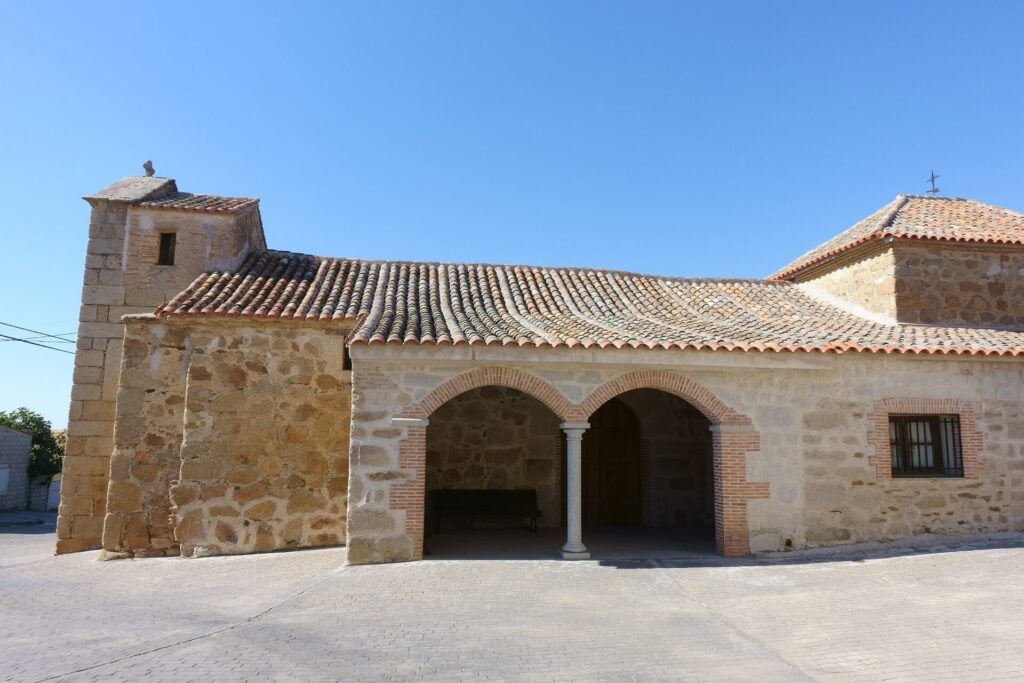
left=2, top=527, right=1023, bottom=682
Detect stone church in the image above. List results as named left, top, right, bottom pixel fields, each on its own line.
left=57, top=173, right=1024, bottom=563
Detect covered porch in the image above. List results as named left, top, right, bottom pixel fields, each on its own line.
left=344, top=350, right=777, bottom=565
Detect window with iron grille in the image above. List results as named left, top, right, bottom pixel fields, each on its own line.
left=889, top=415, right=963, bottom=477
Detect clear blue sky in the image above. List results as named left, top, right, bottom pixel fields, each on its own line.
left=2, top=1, right=1023, bottom=427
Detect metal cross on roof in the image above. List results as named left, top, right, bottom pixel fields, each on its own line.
left=927, top=171, right=940, bottom=194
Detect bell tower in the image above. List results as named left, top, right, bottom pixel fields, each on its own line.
left=58, top=171, right=265, bottom=553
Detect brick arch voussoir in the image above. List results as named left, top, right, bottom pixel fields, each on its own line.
left=404, top=367, right=576, bottom=422
left=576, top=370, right=750, bottom=425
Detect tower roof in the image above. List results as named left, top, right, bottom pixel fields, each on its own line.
left=771, top=195, right=1024, bottom=280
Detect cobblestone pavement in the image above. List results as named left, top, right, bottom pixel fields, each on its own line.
left=3, top=528, right=1023, bottom=682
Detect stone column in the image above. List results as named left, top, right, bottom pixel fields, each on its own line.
left=560, top=422, right=590, bottom=560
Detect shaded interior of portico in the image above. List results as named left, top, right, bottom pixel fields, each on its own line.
left=572, top=389, right=716, bottom=555
left=423, top=385, right=716, bottom=560
left=424, top=386, right=562, bottom=559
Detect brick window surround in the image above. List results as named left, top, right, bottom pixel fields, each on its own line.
left=394, top=368, right=768, bottom=559
left=868, top=398, right=983, bottom=480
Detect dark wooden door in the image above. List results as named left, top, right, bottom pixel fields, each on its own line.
left=582, top=399, right=642, bottom=525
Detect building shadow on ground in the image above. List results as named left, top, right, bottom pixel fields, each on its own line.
left=424, top=524, right=1024, bottom=569
left=0, top=511, right=56, bottom=536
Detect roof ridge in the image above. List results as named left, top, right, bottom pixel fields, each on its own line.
left=145, top=190, right=261, bottom=201
left=257, top=248, right=786, bottom=287
left=880, top=194, right=911, bottom=230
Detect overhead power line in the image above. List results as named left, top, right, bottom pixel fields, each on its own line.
left=0, top=332, right=75, bottom=354
left=0, top=321, right=78, bottom=345
left=0, top=333, right=76, bottom=343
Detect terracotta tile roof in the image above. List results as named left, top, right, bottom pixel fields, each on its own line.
left=155, top=250, right=1024, bottom=356
left=134, top=192, right=259, bottom=213
left=772, top=195, right=1024, bottom=280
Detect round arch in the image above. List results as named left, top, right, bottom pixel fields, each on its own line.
left=575, top=370, right=751, bottom=425
left=402, top=366, right=576, bottom=422
left=574, top=370, right=766, bottom=557
left=399, top=368, right=577, bottom=421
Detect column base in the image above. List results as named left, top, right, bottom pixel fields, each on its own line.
left=561, top=549, right=591, bottom=560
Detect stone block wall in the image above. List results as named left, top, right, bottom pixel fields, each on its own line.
left=0, top=426, right=31, bottom=511
left=28, top=477, right=52, bottom=512
left=425, top=386, right=561, bottom=527
left=797, top=389, right=1023, bottom=549
left=61, top=191, right=170, bottom=553
left=893, top=243, right=1024, bottom=327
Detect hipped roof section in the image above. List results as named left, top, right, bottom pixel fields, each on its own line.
left=771, top=195, right=1024, bottom=280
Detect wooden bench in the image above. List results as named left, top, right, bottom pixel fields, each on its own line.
left=430, top=489, right=542, bottom=533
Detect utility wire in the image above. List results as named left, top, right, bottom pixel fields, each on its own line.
left=0, top=332, right=75, bottom=354
left=0, top=321, right=79, bottom=345
left=0, top=333, right=76, bottom=343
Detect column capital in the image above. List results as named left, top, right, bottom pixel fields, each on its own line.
left=560, top=422, right=590, bottom=432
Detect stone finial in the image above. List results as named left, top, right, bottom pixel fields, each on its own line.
left=143, top=160, right=155, bottom=177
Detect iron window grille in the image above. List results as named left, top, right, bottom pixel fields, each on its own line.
left=889, top=414, right=963, bottom=478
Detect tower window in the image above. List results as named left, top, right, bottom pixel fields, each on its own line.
left=158, top=232, right=176, bottom=266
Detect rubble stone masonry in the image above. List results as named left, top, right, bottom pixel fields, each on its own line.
left=103, top=319, right=351, bottom=558
left=894, top=243, right=1024, bottom=327
left=425, top=386, right=562, bottom=527
left=797, top=241, right=1024, bottom=328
